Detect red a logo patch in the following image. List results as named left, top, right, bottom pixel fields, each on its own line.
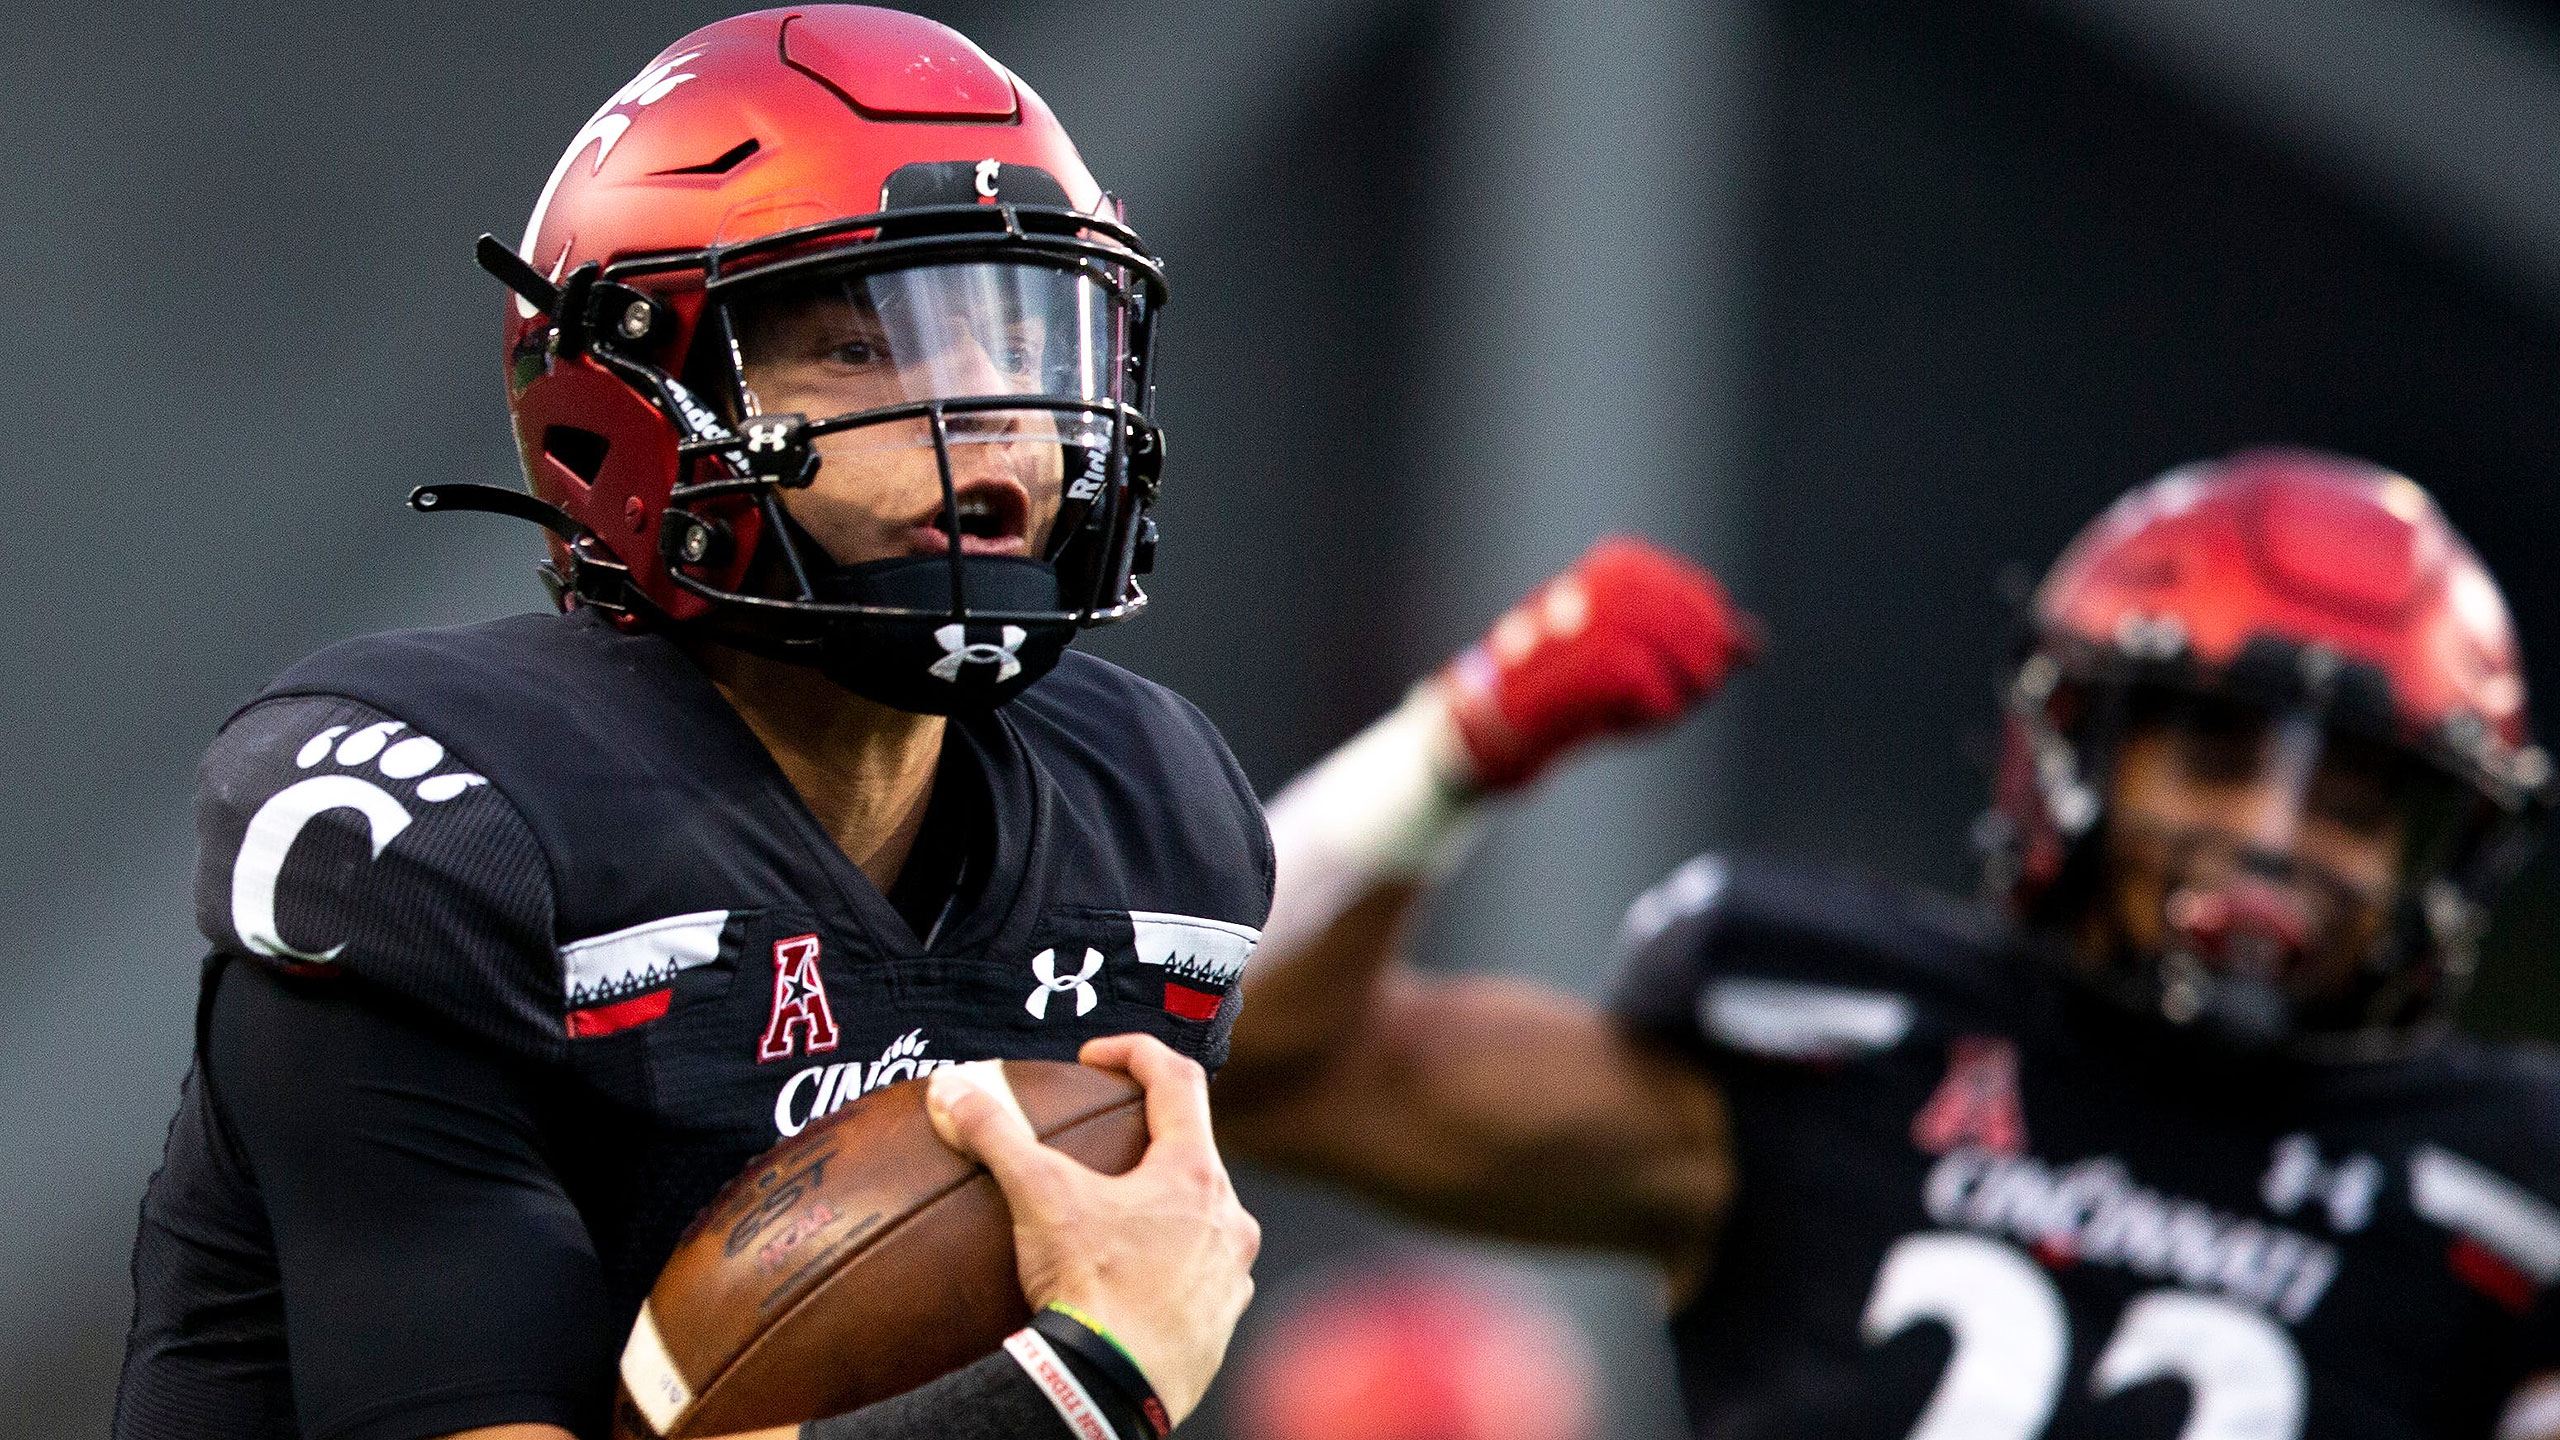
left=1911, top=1035, right=2028, bottom=1156
left=759, top=934, right=841, bottom=1062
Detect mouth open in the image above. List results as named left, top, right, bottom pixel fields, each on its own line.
left=909, top=479, right=1033, bottom=558
left=2167, top=877, right=2314, bottom=981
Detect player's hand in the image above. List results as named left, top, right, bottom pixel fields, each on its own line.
left=1438, top=536, right=1761, bottom=792
left=926, top=1037, right=1261, bottom=1428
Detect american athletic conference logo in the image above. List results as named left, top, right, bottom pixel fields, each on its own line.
left=228, top=722, right=489, bottom=962
left=759, top=934, right=841, bottom=1061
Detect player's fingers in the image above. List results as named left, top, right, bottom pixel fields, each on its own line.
left=1079, top=1033, right=1216, bottom=1155
left=927, top=1061, right=1074, bottom=1199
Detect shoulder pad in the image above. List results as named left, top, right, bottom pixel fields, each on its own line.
left=1008, top=651, right=1274, bottom=933
left=251, top=611, right=782, bottom=942
left=2385, top=1038, right=2560, bottom=1242
left=196, top=691, right=560, bottom=1059
left=1609, top=852, right=2020, bottom=1062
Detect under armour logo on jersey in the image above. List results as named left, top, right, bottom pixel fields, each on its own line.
left=2261, top=1132, right=2382, bottom=1233
left=929, top=623, right=1028, bottom=683
left=974, top=157, right=1002, bottom=198
left=1911, top=1035, right=2028, bottom=1157
left=229, top=722, right=487, bottom=964
left=759, top=934, right=841, bottom=1061
left=1026, top=947, right=1104, bottom=1019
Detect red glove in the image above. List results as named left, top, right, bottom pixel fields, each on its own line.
left=1439, top=537, right=1760, bottom=792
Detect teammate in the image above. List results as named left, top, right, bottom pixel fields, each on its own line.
left=116, top=10, right=1266, bottom=1440
left=1216, top=453, right=2560, bottom=1437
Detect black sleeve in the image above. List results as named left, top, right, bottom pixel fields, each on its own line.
left=802, top=1352, right=1076, bottom=1440
left=206, top=958, right=615, bottom=1440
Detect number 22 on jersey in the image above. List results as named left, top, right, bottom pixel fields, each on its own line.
left=1864, top=1232, right=2306, bottom=1440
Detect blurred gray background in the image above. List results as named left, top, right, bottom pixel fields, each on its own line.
left=10, top=0, right=2560, bottom=1434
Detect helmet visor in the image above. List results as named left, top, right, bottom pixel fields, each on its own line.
left=728, top=259, right=1127, bottom=450
left=723, top=259, right=1137, bottom=567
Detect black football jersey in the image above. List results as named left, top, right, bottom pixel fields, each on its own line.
left=1611, top=853, right=2560, bottom=1440
left=119, top=609, right=1271, bottom=1436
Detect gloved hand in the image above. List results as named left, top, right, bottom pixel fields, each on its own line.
left=1438, top=537, right=1760, bottom=793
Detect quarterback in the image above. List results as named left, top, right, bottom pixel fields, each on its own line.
left=1218, top=453, right=2560, bottom=1437
left=116, top=9, right=1265, bottom=1440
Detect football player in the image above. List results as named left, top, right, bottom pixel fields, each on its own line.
left=1216, top=453, right=2560, bottom=1437
left=116, top=9, right=1265, bottom=1440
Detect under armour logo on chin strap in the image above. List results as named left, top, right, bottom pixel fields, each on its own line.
left=1026, top=947, right=1104, bottom=1019
left=930, top=623, right=1028, bottom=683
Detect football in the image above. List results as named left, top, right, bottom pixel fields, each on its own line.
left=616, top=1059, right=1149, bottom=1438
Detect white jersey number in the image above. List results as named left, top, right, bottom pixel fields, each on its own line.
left=1862, top=1232, right=2306, bottom=1440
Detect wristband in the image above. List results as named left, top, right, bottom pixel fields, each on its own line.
left=1002, top=1327, right=1125, bottom=1440
left=1268, top=686, right=1484, bottom=874
left=1034, top=1304, right=1172, bottom=1439
left=794, top=1347, right=1107, bottom=1440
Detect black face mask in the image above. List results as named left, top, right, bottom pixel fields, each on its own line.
left=802, top=552, right=1076, bottom=714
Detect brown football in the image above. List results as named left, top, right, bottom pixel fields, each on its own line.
left=616, top=1059, right=1148, bottom=1438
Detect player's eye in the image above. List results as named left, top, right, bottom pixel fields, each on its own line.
left=2307, top=772, right=2398, bottom=836
left=827, top=336, right=888, bottom=367
left=2307, top=739, right=2412, bottom=838
left=2172, top=724, right=2260, bottom=784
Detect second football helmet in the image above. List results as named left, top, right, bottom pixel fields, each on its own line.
left=1983, top=450, right=2546, bottom=1060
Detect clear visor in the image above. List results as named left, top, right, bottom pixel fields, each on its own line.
left=727, top=260, right=1129, bottom=457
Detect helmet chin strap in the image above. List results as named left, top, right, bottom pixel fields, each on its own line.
left=800, top=550, right=1073, bottom=715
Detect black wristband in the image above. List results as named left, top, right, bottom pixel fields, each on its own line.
left=1031, top=1307, right=1171, bottom=1439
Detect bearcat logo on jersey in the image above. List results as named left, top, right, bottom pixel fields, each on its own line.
left=773, top=1029, right=960, bottom=1137
left=228, top=721, right=489, bottom=965
left=1924, top=1147, right=2341, bottom=1323
left=759, top=934, right=840, bottom=1061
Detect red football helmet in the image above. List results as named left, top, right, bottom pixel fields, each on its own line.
left=422, top=6, right=1168, bottom=712
left=1985, top=450, right=2547, bottom=1059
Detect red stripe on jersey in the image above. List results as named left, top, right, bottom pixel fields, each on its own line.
left=1163, top=983, right=1221, bottom=1021
left=567, top=987, right=673, bottom=1038
left=2448, top=1235, right=2538, bottom=1315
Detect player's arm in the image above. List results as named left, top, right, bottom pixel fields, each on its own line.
left=1215, top=540, right=1755, bottom=1285
left=445, top=1037, right=1260, bottom=1440
left=208, top=959, right=620, bottom=1440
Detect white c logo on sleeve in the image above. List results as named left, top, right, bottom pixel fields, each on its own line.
left=230, top=777, right=413, bottom=963
left=1025, top=947, right=1104, bottom=1019
left=225, top=722, right=487, bottom=964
